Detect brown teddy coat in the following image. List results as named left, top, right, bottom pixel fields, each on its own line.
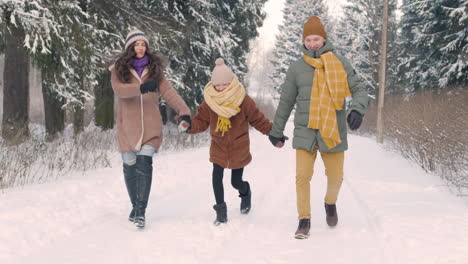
left=188, top=95, right=272, bottom=169
left=111, top=67, right=191, bottom=152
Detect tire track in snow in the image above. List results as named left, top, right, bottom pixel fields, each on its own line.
left=343, top=177, right=395, bottom=264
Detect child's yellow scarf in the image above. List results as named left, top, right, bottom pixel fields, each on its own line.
left=303, top=52, right=351, bottom=149
left=204, top=77, right=246, bottom=136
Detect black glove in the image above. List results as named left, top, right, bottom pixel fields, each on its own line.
left=347, top=110, right=363, bottom=130
left=177, top=115, right=192, bottom=132
left=140, top=80, right=158, bottom=94
left=269, top=135, right=285, bottom=146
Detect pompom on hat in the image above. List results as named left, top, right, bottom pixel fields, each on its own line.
left=302, top=16, right=327, bottom=40
left=124, top=29, right=149, bottom=50
left=210, top=58, right=235, bottom=85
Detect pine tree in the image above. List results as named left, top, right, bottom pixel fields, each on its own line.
left=223, top=0, right=268, bottom=86
left=397, top=0, right=430, bottom=93
left=334, top=0, right=398, bottom=97
left=157, top=0, right=267, bottom=110
left=398, top=0, right=467, bottom=91
left=0, top=1, right=54, bottom=143
left=269, top=0, right=329, bottom=94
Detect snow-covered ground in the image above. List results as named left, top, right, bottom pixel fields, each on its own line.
left=1, top=124, right=467, bottom=264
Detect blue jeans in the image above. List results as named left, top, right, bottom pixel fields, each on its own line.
left=121, top=144, right=157, bottom=165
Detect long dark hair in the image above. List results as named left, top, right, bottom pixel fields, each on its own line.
left=114, top=42, right=167, bottom=83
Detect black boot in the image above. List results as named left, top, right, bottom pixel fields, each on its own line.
left=325, top=203, right=338, bottom=227
left=213, top=202, right=228, bottom=225
left=134, top=155, right=153, bottom=228
left=294, top=218, right=311, bottom=239
left=239, top=182, right=251, bottom=214
left=123, top=163, right=137, bottom=222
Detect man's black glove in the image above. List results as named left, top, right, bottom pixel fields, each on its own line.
left=177, top=115, right=191, bottom=133
left=269, top=135, right=286, bottom=147
left=347, top=110, right=363, bottom=130
left=140, top=80, right=158, bottom=94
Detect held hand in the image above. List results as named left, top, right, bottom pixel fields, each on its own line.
left=347, top=110, right=363, bottom=130
left=177, top=115, right=191, bottom=133
left=140, top=80, right=159, bottom=94
left=269, top=135, right=289, bottom=148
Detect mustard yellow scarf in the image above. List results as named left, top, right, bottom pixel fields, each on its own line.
left=204, top=77, right=246, bottom=136
left=303, top=52, right=351, bottom=149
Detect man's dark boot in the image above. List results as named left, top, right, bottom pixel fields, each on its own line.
left=325, top=203, right=338, bottom=227
left=134, top=155, right=153, bottom=228
left=294, top=218, right=311, bottom=239
left=239, top=182, right=251, bottom=214
left=123, top=163, right=137, bottom=222
left=213, top=202, right=228, bottom=226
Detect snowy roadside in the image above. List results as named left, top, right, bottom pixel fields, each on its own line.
left=1, top=124, right=467, bottom=264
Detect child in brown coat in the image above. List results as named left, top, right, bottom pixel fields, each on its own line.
left=188, top=58, right=277, bottom=225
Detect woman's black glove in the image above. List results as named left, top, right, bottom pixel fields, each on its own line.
left=347, top=110, right=363, bottom=130
left=177, top=115, right=192, bottom=133
left=140, top=80, right=158, bottom=94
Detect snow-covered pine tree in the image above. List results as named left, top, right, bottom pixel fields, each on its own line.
left=439, top=0, right=468, bottom=87
left=398, top=0, right=467, bottom=91
left=32, top=0, right=122, bottom=136
left=159, top=0, right=237, bottom=108
left=334, top=0, right=398, bottom=97
left=269, top=0, right=329, bottom=95
left=222, top=0, right=267, bottom=87
left=157, top=0, right=267, bottom=109
left=0, top=0, right=57, bottom=143
left=396, top=0, right=434, bottom=93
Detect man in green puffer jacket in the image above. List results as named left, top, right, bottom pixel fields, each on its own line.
left=268, top=16, right=368, bottom=239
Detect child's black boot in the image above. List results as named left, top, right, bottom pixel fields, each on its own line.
left=213, top=202, right=228, bottom=225
left=239, top=182, right=251, bottom=214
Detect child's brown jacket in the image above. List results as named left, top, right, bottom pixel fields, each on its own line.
left=188, top=95, right=272, bottom=169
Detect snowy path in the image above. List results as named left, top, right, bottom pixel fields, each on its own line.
left=1, top=125, right=468, bottom=264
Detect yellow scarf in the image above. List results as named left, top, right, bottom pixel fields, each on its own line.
left=303, top=52, right=351, bottom=149
left=204, top=77, right=246, bottom=136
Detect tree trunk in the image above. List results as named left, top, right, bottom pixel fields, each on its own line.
left=42, top=72, right=65, bottom=141
left=2, top=26, right=30, bottom=144
left=94, top=71, right=114, bottom=130
left=73, top=73, right=85, bottom=136
left=73, top=104, right=85, bottom=136
left=377, top=0, right=389, bottom=144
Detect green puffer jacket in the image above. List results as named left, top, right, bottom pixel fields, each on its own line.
left=270, top=41, right=368, bottom=152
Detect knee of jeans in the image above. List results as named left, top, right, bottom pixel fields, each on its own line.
left=122, top=152, right=137, bottom=166
left=139, top=144, right=157, bottom=157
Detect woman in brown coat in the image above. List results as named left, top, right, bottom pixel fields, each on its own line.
left=111, top=29, right=191, bottom=228
left=188, top=58, right=276, bottom=225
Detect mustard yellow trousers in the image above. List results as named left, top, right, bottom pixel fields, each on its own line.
left=296, top=146, right=344, bottom=219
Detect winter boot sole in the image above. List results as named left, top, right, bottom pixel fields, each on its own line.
left=213, top=219, right=228, bottom=226
left=240, top=207, right=251, bottom=214
left=294, top=233, right=310, bottom=239
left=135, top=217, right=145, bottom=228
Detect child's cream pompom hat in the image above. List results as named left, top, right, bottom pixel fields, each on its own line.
left=210, top=58, right=235, bottom=85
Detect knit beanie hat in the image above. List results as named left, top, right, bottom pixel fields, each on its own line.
left=302, top=16, right=327, bottom=40
left=124, top=29, right=149, bottom=50
left=210, top=58, right=235, bottom=85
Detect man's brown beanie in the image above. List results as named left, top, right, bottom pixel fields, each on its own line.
left=302, top=16, right=327, bottom=40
